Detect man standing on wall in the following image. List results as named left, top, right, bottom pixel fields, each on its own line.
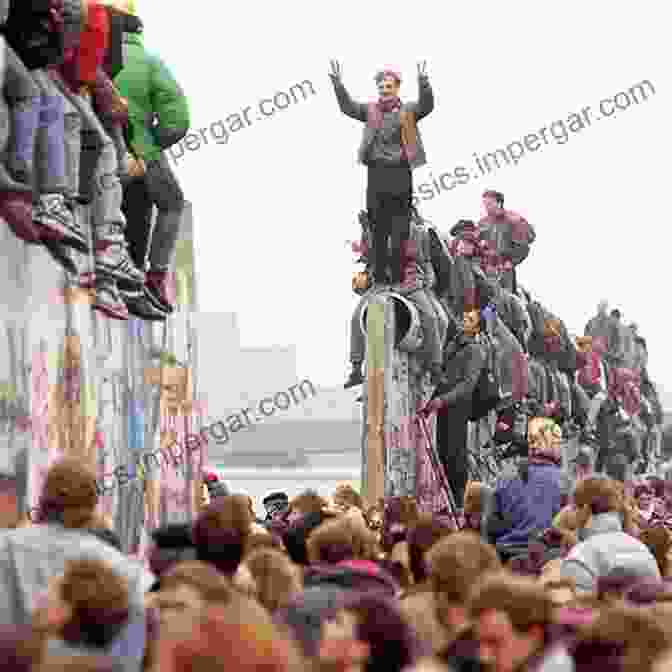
left=329, top=59, right=434, bottom=286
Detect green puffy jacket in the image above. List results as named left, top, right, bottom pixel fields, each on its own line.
left=114, top=32, right=190, bottom=163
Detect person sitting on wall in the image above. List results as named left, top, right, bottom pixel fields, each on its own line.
left=329, top=59, right=434, bottom=286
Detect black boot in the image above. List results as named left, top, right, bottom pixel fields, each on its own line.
left=344, top=363, right=364, bottom=389
left=121, top=286, right=168, bottom=321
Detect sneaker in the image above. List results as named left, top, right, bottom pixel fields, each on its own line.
left=93, top=278, right=129, bottom=320
left=120, top=286, right=167, bottom=321
left=0, top=192, right=42, bottom=244
left=95, top=239, right=145, bottom=289
left=146, top=270, right=175, bottom=313
left=33, top=193, right=88, bottom=253
left=344, top=366, right=364, bottom=389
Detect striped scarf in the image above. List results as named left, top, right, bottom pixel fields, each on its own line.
left=367, top=97, right=418, bottom=163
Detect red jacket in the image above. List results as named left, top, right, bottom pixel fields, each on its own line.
left=59, top=1, right=109, bottom=92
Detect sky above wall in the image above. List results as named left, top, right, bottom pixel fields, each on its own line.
left=137, top=0, right=670, bottom=391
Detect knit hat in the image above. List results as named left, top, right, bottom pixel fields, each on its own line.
left=263, top=491, right=289, bottom=518
left=203, top=471, right=229, bottom=499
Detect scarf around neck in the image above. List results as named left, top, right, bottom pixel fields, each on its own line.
left=367, top=96, right=418, bottom=163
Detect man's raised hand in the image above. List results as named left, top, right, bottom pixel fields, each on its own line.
left=329, top=60, right=342, bottom=81
left=417, top=61, right=428, bottom=79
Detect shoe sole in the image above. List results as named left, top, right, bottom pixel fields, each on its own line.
left=145, top=289, right=173, bottom=314
left=96, top=264, right=145, bottom=289
left=122, top=294, right=167, bottom=321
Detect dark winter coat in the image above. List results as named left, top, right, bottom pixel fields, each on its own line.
left=434, top=336, right=487, bottom=407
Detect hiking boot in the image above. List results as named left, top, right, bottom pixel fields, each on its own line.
left=344, top=364, right=364, bottom=389
left=0, top=192, right=42, bottom=244
left=121, top=286, right=168, bottom=321
left=146, top=269, right=175, bottom=313
left=95, top=239, right=146, bottom=289
left=33, top=193, right=89, bottom=253
left=93, top=278, right=129, bottom=320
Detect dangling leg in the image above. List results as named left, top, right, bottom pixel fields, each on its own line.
left=345, top=293, right=368, bottom=389
left=144, top=154, right=185, bottom=312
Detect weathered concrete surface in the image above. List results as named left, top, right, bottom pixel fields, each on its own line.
left=0, top=202, right=202, bottom=553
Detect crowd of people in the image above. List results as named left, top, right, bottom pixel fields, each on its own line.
left=0, top=0, right=189, bottom=321
left=5, top=459, right=672, bottom=671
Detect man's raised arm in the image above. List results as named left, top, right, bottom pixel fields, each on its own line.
left=329, top=59, right=367, bottom=122
left=413, top=61, right=434, bottom=121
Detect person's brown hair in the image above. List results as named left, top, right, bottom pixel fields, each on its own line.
left=306, top=516, right=357, bottom=564
left=427, top=532, right=501, bottom=607
left=575, top=604, right=672, bottom=672
left=245, top=530, right=284, bottom=557
left=640, top=526, right=672, bottom=576
left=468, top=573, right=555, bottom=633
left=59, top=558, right=129, bottom=649
left=407, top=514, right=453, bottom=584
left=290, top=490, right=328, bottom=516
left=170, top=604, right=303, bottom=672
left=38, top=459, right=98, bottom=529
left=34, top=655, right=115, bottom=672
left=193, top=496, right=254, bottom=575
left=244, top=548, right=301, bottom=612
left=333, top=484, right=363, bottom=510
left=159, top=561, right=236, bottom=604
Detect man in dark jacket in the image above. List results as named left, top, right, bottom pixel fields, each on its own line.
left=420, top=309, right=487, bottom=508
left=329, top=59, right=433, bottom=285
left=478, top=190, right=535, bottom=294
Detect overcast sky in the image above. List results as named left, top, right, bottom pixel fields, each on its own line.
left=138, top=0, right=670, bottom=393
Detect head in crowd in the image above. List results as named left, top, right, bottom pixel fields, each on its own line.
left=37, top=459, right=98, bottom=529
left=38, top=558, right=130, bottom=649
left=610, top=309, right=622, bottom=321
left=288, top=490, right=329, bottom=522
left=468, top=573, right=556, bottom=672
left=0, top=624, right=45, bottom=672
left=307, top=513, right=377, bottom=566
left=323, top=592, right=419, bottom=672
left=406, top=514, right=453, bottom=584
left=148, top=560, right=235, bottom=631
left=148, top=523, right=196, bottom=579
left=243, top=548, right=302, bottom=612
left=382, top=497, right=419, bottom=553
left=639, top=526, right=672, bottom=577
left=573, top=604, right=672, bottom=672
left=203, top=471, right=230, bottom=501
left=426, top=532, right=502, bottom=636
left=193, top=495, right=253, bottom=576
left=332, top=483, right=363, bottom=512
left=482, top=189, right=505, bottom=216
left=462, top=309, right=481, bottom=338
left=374, top=69, right=401, bottom=100
left=263, top=492, right=290, bottom=521
left=527, top=417, right=562, bottom=465
left=162, top=603, right=303, bottom=672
